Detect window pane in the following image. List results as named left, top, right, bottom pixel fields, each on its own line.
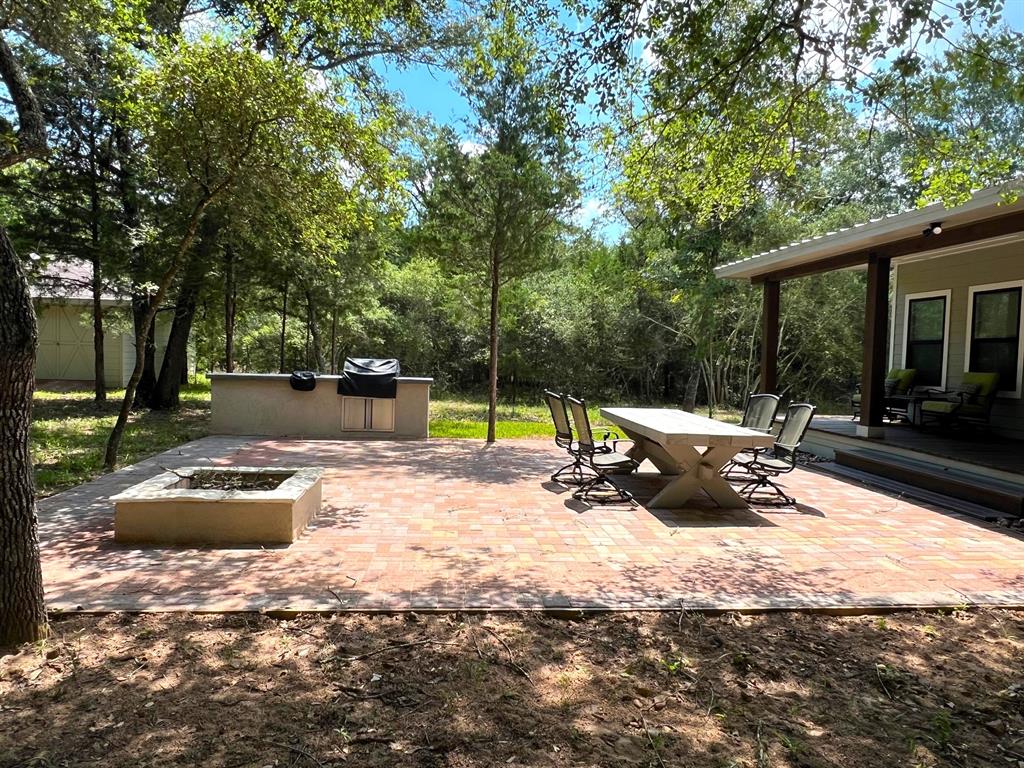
left=909, top=297, right=945, bottom=341
left=907, top=341, right=943, bottom=386
left=971, top=339, right=1018, bottom=391
left=973, top=288, right=1021, bottom=339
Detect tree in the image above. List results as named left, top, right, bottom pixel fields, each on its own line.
left=103, top=34, right=397, bottom=466
left=0, top=15, right=58, bottom=646
left=561, top=0, right=1022, bottom=220
left=416, top=9, right=579, bottom=441
left=4, top=41, right=131, bottom=403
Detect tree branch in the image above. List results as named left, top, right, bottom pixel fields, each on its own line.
left=0, top=31, right=47, bottom=169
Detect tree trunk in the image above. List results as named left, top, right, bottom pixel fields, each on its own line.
left=279, top=282, right=288, bottom=374
left=88, top=131, right=105, bottom=402
left=131, top=298, right=157, bottom=405
left=150, top=219, right=217, bottom=409
left=223, top=243, right=236, bottom=373
left=329, top=306, right=337, bottom=374
left=305, top=289, right=325, bottom=372
left=0, top=224, right=47, bottom=646
left=104, top=200, right=210, bottom=470
left=114, top=125, right=157, bottom=406
left=90, top=251, right=105, bottom=402
left=682, top=364, right=700, bottom=412
left=486, top=252, right=500, bottom=443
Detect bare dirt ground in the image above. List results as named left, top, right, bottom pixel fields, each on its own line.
left=1, top=610, right=1021, bottom=767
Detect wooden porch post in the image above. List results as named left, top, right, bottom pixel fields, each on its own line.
left=858, top=253, right=891, bottom=437
left=760, top=279, right=780, bottom=394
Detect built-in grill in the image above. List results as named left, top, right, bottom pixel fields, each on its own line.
left=338, top=358, right=400, bottom=432
left=337, top=358, right=400, bottom=399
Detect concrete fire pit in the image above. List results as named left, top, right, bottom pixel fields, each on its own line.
left=111, top=467, right=323, bottom=545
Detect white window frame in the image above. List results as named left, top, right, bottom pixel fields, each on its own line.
left=901, top=289, right=951, bottom=389
left=965, top=279, right=1024, bottom=399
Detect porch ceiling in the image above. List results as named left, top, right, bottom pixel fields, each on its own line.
left=715, top=181, right=1024, bottom=283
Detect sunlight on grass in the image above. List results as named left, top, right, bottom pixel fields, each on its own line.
left=32, top=383, right=210, bottom=497
left=429, top=419, right=555, bottom=439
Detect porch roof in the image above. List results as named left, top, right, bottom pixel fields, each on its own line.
left=715, top=181, right=1024, bottom=283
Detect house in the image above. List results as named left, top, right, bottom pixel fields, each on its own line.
left=30, top=259, right=175, bottom=387
left=715, top=182, right=1024, bottom=515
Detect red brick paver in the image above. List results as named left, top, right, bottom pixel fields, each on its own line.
left=38, top=437, right=1024, bottom=612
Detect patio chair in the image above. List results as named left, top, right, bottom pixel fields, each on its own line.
left=565, top=395, right=638, bottom=505
left=734, top=403, right=816, bottom=506
left=722, top=393, right=781, bottom=477
left=739, top=392, right=782, bottom=433
left=919, top=372, right=1000, bottom=431
left=544, top=389, right=596, bottom=486
left=544, top=390, right=629, bottom=486
left=851, top=368, right=916, bottom=421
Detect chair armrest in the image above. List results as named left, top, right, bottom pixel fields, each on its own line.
left=610, top=438, right=634, bottom=452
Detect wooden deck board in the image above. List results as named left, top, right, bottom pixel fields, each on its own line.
left=809, top=416, right=1024, bottom=477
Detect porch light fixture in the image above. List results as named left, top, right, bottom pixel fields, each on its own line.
left=923, top=221, right=943, bottom=237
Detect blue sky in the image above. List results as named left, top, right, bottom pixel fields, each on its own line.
left=378, top=1, right=1024, bottom=243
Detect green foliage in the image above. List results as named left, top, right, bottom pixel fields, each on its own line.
left=12, top=0, right=1024, bottom=433
left=130, top=35, right=398, bottom=236
left=567, top=0, right=1021, bottom=220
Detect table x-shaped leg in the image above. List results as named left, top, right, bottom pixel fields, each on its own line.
left=646, top=443, right=746, bottom=509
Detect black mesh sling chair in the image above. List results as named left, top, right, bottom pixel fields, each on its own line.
left=544, top=390, right=625, bottom=486
left=722, top=393, right=781, bottom=477
left=734, top=403, right=816, bottom=505
left=566, top=395, right=638, bottom=504
left=544, top=390, right=594, bottom=486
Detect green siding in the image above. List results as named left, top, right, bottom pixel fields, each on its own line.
left=892, top=238, right=1024, bottom=437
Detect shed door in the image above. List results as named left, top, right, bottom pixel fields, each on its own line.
left=36, top=305, right=94, bottom=380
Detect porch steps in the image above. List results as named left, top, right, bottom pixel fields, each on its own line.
left=834, top=448, right=1024, bottom=517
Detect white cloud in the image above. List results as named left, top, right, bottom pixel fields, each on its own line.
left=459, top=140, right=487, bottom=157
left=575, top=197, right=609, bottom=227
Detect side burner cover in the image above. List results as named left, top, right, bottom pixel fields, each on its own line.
left=337, top=357, right=400, bottom=399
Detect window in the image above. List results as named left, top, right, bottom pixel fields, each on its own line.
left=903, top=292, right=948, bottom=387
left=968, top=283, right=1023, bottom=396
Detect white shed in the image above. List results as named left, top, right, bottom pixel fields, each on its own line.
left=30, top=259, right=174, bottom=387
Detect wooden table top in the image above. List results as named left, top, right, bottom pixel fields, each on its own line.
left=600, top=407, right=776, bottom=448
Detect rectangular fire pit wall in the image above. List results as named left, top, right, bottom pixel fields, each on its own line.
left=111, top=467, right=323, bottom=546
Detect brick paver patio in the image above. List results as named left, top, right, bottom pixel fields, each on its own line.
left=37, top=437, right=1024, bottom=613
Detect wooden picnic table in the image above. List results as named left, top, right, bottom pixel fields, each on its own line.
left=599, top=407, right=776, bottom=509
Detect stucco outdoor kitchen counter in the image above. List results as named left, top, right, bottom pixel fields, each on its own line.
left=209, top=372, right=433, bottom=439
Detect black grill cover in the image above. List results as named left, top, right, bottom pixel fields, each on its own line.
left=289, top=370, right=316, bottom=391
left=337, top=358, right=400, bottom=399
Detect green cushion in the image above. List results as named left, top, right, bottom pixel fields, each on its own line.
left=962, top=371, right=1000, bottom=398
left=921, top=400, right=957, bottom=415
left=851, top=393, right=861, bottom=405
left=959, top=404, right=988, bottom=418
left=887, top=368, right=916, bottom=394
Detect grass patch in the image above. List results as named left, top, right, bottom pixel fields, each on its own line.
left=429, top=419, right=555, bottom=439
left=32, top=382, right=211, bottom=497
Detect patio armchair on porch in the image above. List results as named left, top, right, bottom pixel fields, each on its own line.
left=919, top=372, right=1000, bottom=430
left=722, top=393, right=781, bottom=477
left=851, top=368, right=916, bottom=421
left=565, top=395, right=638, bottom=505
left=733, top=403, right=816, bottom=505
left=544, top=390, right=626, bottom=486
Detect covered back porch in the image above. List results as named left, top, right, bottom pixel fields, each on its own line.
left=715, top=184, right=1024, bottom=516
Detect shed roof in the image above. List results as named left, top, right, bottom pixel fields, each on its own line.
left=29, top=258, right=128, bottom=304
